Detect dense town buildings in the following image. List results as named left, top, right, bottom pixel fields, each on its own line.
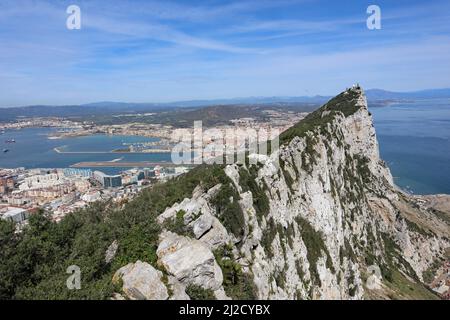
left=0, top=165, right=190, bottom=224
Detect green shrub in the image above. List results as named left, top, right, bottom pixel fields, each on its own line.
left=185, top=284, right=216, bottom=300
left=163, top=210, right=194, bottom=238
left=211, top=183, right=245, bottom=239
left=295, top=216, right=335, bottom=286
left=260, top=217, right=277, bottom=258
left=213, top=245, right=257, bottom=300
left=239, top=165, right=270, bottom=222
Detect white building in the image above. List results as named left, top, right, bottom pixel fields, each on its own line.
left=175, top=166, right=189, bottom=175
left=81, top=191, right=101, bottom=203
left=19, top=172, right=63, bottom=191
left=0, top=206, right=29, bottom=223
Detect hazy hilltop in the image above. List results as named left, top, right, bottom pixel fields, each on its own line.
left=2, top=88, right=450, bottom=123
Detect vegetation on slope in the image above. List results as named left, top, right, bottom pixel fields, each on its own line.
left=260, top=217, right=278, bottom=259
left=185, top=284, right=216, bottom=300
left=238, top=165, right=270, bottom=223
left=279, top=87, right=363, bottom=146
left=295, top=217, right=335, bottom=287
left=0, top=164, right=243, bottom=299
left=211, top=182, right=246, bottom=239
left=384, top=269, right=440, bottom=300
left=213, top=244, right=257, bottom=299
left=372, top=232, right=440, bottom=300
left=163, top=210, right=195, bottom=238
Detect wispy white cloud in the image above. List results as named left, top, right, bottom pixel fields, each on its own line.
left=94, top=0, right=305, bottom=23
left=0, top=0, right=449, bottom=106
left=82, top=14, right=257, bottom=53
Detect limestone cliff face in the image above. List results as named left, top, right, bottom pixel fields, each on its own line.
left=228, top=86, right=449, bottom=299
left=115, top=86, right=450, bottom=300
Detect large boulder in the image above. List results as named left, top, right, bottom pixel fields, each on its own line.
left=113, top=261, right=169, bottom=300
left=157, top=231, right=223, bottom=290
left=192, top=213, right=214, bottom=239
left=168, top=276, right=190, bottom=300
left=197, top=216, right=230, bottom=249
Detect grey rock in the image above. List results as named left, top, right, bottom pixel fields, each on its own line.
left=192, top=214, right=213, bottom=239
left=157, top=231, right=223, bottom=290
left=105, top=240, right=118, bottom=264
left=113, top=261, right=169, bottom=300
left=168, top=276, right=190, bottom=300
left=198, top=217, right=230, bottom=249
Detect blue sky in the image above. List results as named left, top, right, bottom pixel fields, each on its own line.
left=0, top=0, right=449, bottom=107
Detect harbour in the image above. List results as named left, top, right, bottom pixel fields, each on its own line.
left=0, top=127, right=174, bottom=174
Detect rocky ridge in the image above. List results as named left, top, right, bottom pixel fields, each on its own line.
left=113, top=86, right=450, bottom=300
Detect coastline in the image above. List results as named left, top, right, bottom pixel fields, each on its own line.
left=53, top=147, right=171, bottom=154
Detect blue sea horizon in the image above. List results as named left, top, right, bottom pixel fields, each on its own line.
left=370, top=98, right=450, bottom=195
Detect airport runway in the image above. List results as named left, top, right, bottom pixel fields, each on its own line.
left=54, top=147, right=171, bottom=154
left=70, top=161, right=197, bottom=168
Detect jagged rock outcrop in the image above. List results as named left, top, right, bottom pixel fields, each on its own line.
left=113, top=86, right=449, bottom=300
left=157, top=184, right=222, bottom=226
left=156, top=231, right=227, bottom=299
left=232, top=86, right=449, bottom=299
left=157, top=183, right=232, bottom=250
left=167, top=276, right=191, bottom=300
left=113, top=261, right=169, bottom=300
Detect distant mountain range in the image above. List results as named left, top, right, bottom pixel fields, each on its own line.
left=82, top=88, right=450, bottom=107
left=1, top=88, right=450, bottom=122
